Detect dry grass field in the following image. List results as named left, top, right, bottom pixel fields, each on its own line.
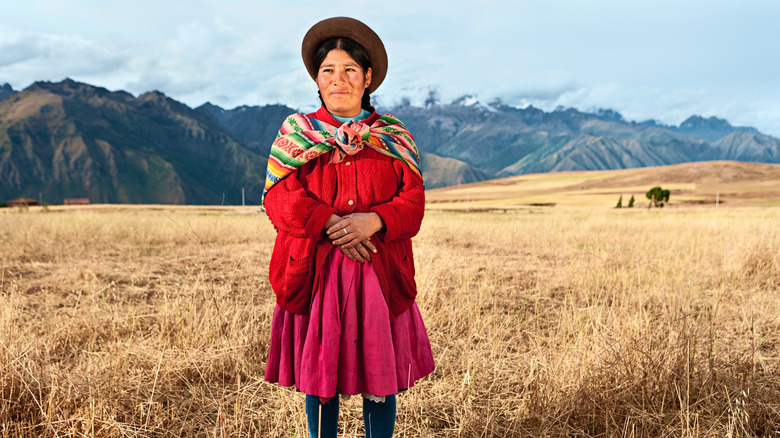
left=426, top=161, right=780, bottom=209
left=2, top=166, right=780, bottom=436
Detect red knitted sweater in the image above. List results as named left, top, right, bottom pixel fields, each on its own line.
left=264, top=106, right=425, bottom=320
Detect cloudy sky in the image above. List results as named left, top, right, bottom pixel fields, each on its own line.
left=1, top=0, right=778, bottom=136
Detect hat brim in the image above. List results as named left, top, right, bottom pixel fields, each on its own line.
left=302, top=17, right=387, bottom=95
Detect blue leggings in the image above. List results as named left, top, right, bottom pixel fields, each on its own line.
left=305, top=394, right=396, bottom=438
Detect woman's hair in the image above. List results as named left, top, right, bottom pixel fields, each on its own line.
left=314, top=37, right=373, bottom=111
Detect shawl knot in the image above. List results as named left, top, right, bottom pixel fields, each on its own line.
left=332, top=121, right=371, bottom=163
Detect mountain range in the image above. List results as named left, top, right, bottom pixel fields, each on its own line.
left=1, top=80, right=778, bottom=204
left=390, top=98, right=779, bottom=177
left=0, top=80, right=265, bottom=204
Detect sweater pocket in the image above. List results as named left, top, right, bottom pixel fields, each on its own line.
left=397, top=242, right=415, bottom=277
left=286, top=255, right=313, bottom=284
left=269, top=236, right=316, bottom=313
left=281, top=255, right=314, bottom=307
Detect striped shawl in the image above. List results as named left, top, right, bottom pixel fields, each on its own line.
left=262, top=112, right=421, bottom=204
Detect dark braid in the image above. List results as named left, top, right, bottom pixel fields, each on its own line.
left=361, top=92, right=371, bottom=111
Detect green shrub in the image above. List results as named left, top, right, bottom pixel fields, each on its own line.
left=646, top=186, right=670, bottom=208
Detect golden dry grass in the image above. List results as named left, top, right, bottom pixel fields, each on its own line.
left=426, top=161, right=780, bottom=209
left=2, top=204, right=780, bottom=437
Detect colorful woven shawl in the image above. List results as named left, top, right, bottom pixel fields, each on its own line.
left=262, top=113, right=421, bottom=204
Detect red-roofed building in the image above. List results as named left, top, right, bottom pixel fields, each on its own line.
left=64, top=198, right=90, bottom=205
left=8, top=197, right=38, bottom=207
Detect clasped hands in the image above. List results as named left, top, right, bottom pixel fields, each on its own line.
left=325, top=212, right=383, bottom=263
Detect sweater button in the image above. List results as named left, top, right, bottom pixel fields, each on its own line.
left=345, top=161, right=352, bottom=166
left=348, top=200, right=354, bottom=206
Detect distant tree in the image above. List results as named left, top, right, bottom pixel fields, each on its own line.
left=615, top=195, right=623, bottom=209
left=646, top=186, right=671, bottom=208
left=628, top=195, right=635, bottom=208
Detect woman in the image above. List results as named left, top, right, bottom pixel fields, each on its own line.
left=262, top=17, right=435, bottom=438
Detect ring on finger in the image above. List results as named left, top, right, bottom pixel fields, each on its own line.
left=342, top=227, right=348, bottom=236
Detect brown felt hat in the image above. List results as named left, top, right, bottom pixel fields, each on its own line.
left=301, top=17, right=387, bottom=95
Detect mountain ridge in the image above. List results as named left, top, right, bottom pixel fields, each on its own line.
left=1, top=79, right=266, bottom=204
left=0, top=83, right=17, bottom=101
left=2, top=79, right=779, bottom=204
left=389, top=99, right=780, bottom=178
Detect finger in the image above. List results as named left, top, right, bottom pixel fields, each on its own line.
left=327, top=225, right=350, bottom=240
left=326, top=219, right=352, bottom=237
left=332, top=234, right=363, bottom=247
left=339, top=246, right=359, bottom=262
left=363, top=239, right=378, bottom=253
left=353, top=243, right=372, bottom=262
left=330, top=230, right=359, bottom=244
left=345, top=245, right=365, bottom=263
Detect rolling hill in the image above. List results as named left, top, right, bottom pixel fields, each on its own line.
left=425, top=161, right=780, bottom=209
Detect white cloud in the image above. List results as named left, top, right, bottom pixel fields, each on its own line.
left=1, top=0, right=779, bottom=137
left=0, top=27, right=126, bottom=83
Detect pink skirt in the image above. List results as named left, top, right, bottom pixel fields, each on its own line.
left=264, top=248, right=435, bottom=399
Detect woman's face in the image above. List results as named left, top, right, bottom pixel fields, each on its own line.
left=316, top=49, right=372, bottom=118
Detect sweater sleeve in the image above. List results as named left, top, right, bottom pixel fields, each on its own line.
left=265, top=171, right=336, bottom=240
left=370, top=161, right=425, bottom=242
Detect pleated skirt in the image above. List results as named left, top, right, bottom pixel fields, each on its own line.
left=264, top=248, right=435, bottom=399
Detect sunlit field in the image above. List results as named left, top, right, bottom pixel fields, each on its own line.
left=425, top=161, right=780, bottom=210
left=2, top=203, right=779, bottom=437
